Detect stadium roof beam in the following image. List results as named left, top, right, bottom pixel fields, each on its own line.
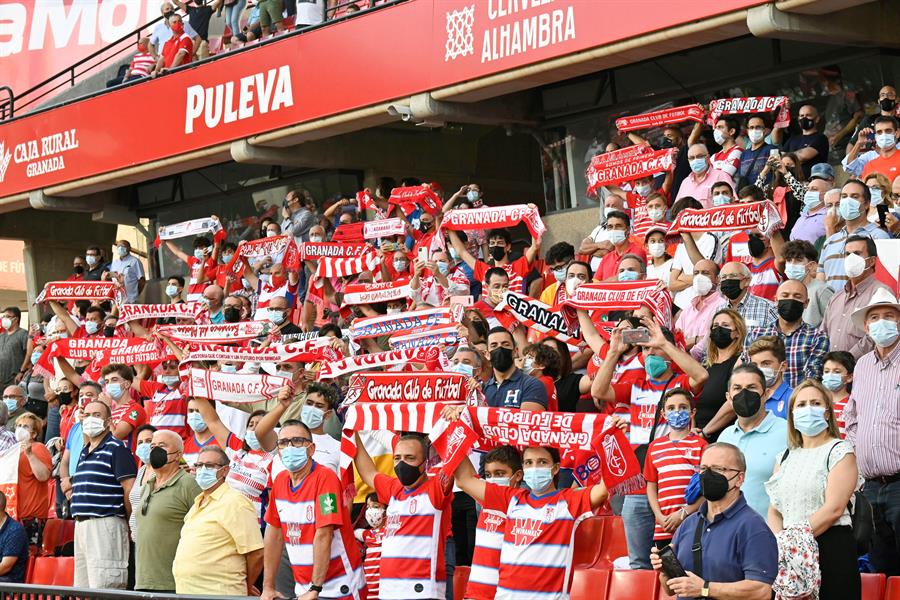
left=748, top=0, right=899, bottom=46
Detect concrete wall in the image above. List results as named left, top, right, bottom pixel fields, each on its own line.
left=542, top=205, right=603, bottom=250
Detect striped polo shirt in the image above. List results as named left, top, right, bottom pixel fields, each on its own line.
left=817, top=222, right=891, bottom=292
left=71, top=432, right=137, bottom=519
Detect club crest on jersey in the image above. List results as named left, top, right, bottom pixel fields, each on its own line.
left=306, top=504, right=314, bottom=522
left=602, top=432, right=627, bottom=478
left=510, top=518, right=543, bottom=546
left=483, top=512, right=505, bottom=534
left=408, top=498, right=418, bottom=514
left=286, top=521, right=302, bottom=546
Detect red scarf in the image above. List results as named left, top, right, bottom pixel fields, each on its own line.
left=440, top=204, right=546, bottom=241
left=226, top=235, right=300, bottom=276
left=498, top=291, right=583, bottom=347
left=342, top=372, right=468, bottom=405
left=615, top=104, right=704, bottom=132
left=317, top=347, right=443, bottom=379
left=587, top=147, right=674, bottom=193
left=154, top=216, right=225, bottom=248
left=667, top=201, right=782, bottom=234
left=707, top=96, right=790, bottom=129
left=35, top=281, right=122, bottom=304
left=117, top=302, right=209, bottom=324
left=35, top=337, right=168, bottom=379
left=562, top=281, right=658, bottom=311
left=184, top=368, right=291, bottom=403
left=388, top=185, right=443, bottom=216
left=363, top=218, right=406, bottom=240
left=299, top=242, right=369, bottom=260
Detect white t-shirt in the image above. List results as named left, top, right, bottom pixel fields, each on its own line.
left=670, top=233, right=720, bottom=310
left=296, top=0, right=324, bottom=25
left=647, top=259, right=674, bottom=287
left=587, top=224, right=608, bottom=272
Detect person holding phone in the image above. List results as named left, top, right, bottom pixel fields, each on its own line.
left=650, top=442, right=777, bottom=600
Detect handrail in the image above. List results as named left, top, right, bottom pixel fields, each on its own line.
left=0, top=87, right=12, bottom=121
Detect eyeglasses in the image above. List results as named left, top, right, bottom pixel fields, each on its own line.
left=693, top=466, right=743, bottom=476
left=195, top=462, right=225, bottom=470
left=1, top=395, right=20, bottom=400
left=276, top=436, right=312, bottom=449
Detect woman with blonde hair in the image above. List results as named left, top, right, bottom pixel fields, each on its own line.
left=692, top=308, right=747, bottom=442
left=863, top=171, right=891, bottom=228
left=765, top=379, right=861, bottom=600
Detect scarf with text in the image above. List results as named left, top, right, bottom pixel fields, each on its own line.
left=562, top=281, right=659, bottom=311
left=342, top=279, right=411, bottom=306
left=34, top=337, right=169, bottom=380
left=667, top=201, right=782, bottom=235
left=349, top=307, right=458, bottom=340
left=226, top=235, right=301, bottom=276
left=154, top=217, right=225, bottom=248
left=158, top=321, right=275, bottom=344
left=342, top=371, right=468, bottom=406
left=587, top=147, right=674, bottom=193
left=440, top=204, right=547, bottom=242
left=317, top=346, right=443, bottom=380
left=299, top=242, right=370, bottom=261
left=615, top=104, right=705, bottom=132
left=389, top=325, right=462, bottom=350
left=117, top=302, right=210, bottom=324
left=389, top=185, right=443, bottom=216
left=707, top=96, right=790, bottom=129
left=331, top=222, right=366, bottom=243
left=35, top=281, right=123, bottom=305
left=314, top=251, right=381, bottom=282
left=181, top=340, right=338, bottom=364
left=184, top=368, right=292, bottom=403
left=497, top=291, right=584, bottom=347
left=363, top=218, right=406, bottom=240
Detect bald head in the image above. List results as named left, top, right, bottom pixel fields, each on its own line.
left=152, top=429, right=184, bottom=453
left=202, top=285, right=224, bottom=311
left=776, top=279, right=808, bottom=303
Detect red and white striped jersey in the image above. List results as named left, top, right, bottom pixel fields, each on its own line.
left=711, top=145, right=742, bottom=178
left=226, top=448, right=274, bottom=522
left=256, top=279, right=299, bottom=313
left=473, top=256, right=531, bottom=297
left=748, top=257, right=783, bottom=302
left=128, top=51, right=155, bottom=77
left=373, top=473, right=452, bottom=600
left=587, top=349, right=645, bottom=417
left=482, top=483, right=594, bottom=599
left=643, top=434, right=707, bottom=540
left=834, top=395, right=849, bottom=439
left=265, top=465, right=366, bottom=599
left=354, top=526, right=385, bottom=600
left=465, top=508, right=507, bottom=600
left=183, top=432, right=243, bottom=467
left=138, top=380, right=189, bottom=439
left=187, top=256, right=217, bottom=302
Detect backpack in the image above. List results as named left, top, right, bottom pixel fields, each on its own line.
left=780, top=443, right=874, bottom=556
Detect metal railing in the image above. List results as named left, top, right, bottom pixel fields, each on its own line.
left=0, top=87, right=12, bottom=121
left=0, top=584, right=255, bottom=600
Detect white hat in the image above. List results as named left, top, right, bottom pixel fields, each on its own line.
left=850, top=288, right=900, bottom=331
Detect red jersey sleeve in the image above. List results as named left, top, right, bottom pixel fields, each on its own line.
left=225, top=433, right=245, bottom=452
left=482, top=481, right=518, bottom=512
left=120, top=402, right=147, bottom=429
left=511, top=255, right=532, bottom=273
left=137, top=380, right=164, bottom=398
left=472, top=259, right=491, bottom=282
left=643, top=438, right=662, bottom=483
left=373, top=472, right=402, bottom=505
left=563, top=487, right=593, bottom=519
left=177, top=35, right=193, bottom=58
left=314, top=470, right=347, bottom=528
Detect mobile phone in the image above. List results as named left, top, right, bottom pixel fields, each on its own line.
left=659, top=545, right=687, bottom=579
left=769, top=148, right=780, bottom=159
left=382, top=242, right=396, bottom=252
left=418, top=247, right=429, bottom=263
left=622, top=327, right=650, bottom=345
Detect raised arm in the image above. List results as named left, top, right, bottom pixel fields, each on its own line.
left=452, top=448, right=486, bottom=504
left=590, top=328, right=625, bottom=407
left=643, top=317, right=708, bottom=390
left=254, top=387, right=293, bottom=452
left=448, top=230, right=477, bottom=269
left=48, top=301, right=77, bottom=335
left=163, top=240, right=190, bottom=263
left=352, top=432, right=379, bottom=489
left=191, top=397, right=233, bottom=448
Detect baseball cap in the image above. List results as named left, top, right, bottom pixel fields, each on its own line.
left=809, top=163, right=835, bottom=181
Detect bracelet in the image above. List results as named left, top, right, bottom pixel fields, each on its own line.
left=679, top=507, right=689, bottom=519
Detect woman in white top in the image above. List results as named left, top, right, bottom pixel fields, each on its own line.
left=644, top=228, right=674, bottom=285
left=765, top=379, right=861, bottom=600
left=128, top=424, right=157, bottom=543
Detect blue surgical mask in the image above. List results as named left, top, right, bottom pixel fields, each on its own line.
left=635, top=183, right=652, bottom=197
left=869, top=187, right=883, bottom=206
left=244, top=430, right=262, bottom=451
left=784, top=262, right=807, bottom=281
left=839, top=197, right=861, bottom=221
left=665, top=410, right=691, bottom=430
left=876, top=133, right=896, bottom=150
left=792, top=405, right=828, bottom=437
left=523, top=467, right=553, bottom=493
left=712, top=194, right=730, bottom=206
left=221, top=254, right=233, bottom=264
left=106, top=382, right=124, bottom=400
left=436, top=261, right=449, bottom=275
left=488, top=476, right=511, bottom=487
left=689, top=158, right=708, bottom=174
left=84, top=321, right=99, bottom=335
left=4, top=399, right=17, bottom=413
left=281, top=446, right=309, bottom=472
left=195, top=466, right=221, bottom=490
left=275, top=370, right=293, bottom=380
left=116, top=245, right=128, bottom=257
left=803, top=190, right=821, bottom=211
left=607, top=230, right=626, bottom=245
left=301, top=405, right=325, bottom=429
left=645, top=355, right=669, bottom=379
left=451, top=362, right=474, bottom=377
left=193, top=248, right=205, bottom=260
left=552, top=267, right=567, bottom=283
left=869, top=318, right=900, bottom=347
left=220, top=364, right=237, bottom=374
left=161, top=375, right=180, bottom=388
left=187, top=412, right=207, bottom=432
left=136, top=442, right=152, bottom=464
left=466, top=190, right=479, bottom=202
left=268, top=309, right=286, bottom=325
left=394, top=260, right=408, bottom=272
left=618, top=270, right=639, bottom=281
left=165, top=284, right=179, bottom=297
left=821, top=372, right=844, bottom=391
left=31, top=351, right=41, bottom=365
left=86, top=255, right=98, bottom=267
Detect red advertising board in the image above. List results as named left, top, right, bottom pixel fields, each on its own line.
left=0, top=0, right=766, bottom=199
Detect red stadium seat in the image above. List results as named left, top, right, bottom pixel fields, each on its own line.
left=29, top=556, right=57, bottom=585
left=598, top=516, right=628, bottom=565
left=453, top=565, right=470, bottom=600
left=886, top=576, right=900, bottom=600
left=41, top=519, right=65, bottom=556
left=24, top=554, right=34, bottom=584
left=607, top=569, right=660, bottom=600
left=861, top=572, right=886, bottom=600
left=570, top=568, right=610, bottom=600
left=572, top=517, right=605, bottom=568
left=54, top=556, right=75, bottom=587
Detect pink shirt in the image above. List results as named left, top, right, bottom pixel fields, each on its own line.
left=675, top=167, right=734, bottom=208
left=676, top=290, right=727, bottom=342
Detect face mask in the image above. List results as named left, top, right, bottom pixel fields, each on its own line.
left=301, top=405, right=325, bottom=429
left=490, top=346, right=514, bottom=372
left=57, top=392, right=72, bottom=406
left=393, top=260, right=408, bottom=272
left=223, top=307, right=241, bottom=323
left=843, top=252, right=867, bottom=279
left=661, top=137, right=675, bottom=149
left=56, top=333, right=68, bottom=340
left=747, top=129, right=765, bottom=144
left=394, top=460, right=423, bottom=487
left=73, top=265, right=85, bottom=275
left=731, top=388, right=762, bottom=418
left=618, top=270, right=639, bottom=281
left=523, top=467, right=553, bottom=493
left=281, top=446, right=309, bottom=472
left=565, top=277, right=580, bottom=296
left=3, top=399, right=16, bottom=414
left=309, top=235, right=323, bottom=244
left=366, top=507, right=386, bottom=527
left=436, top=261, right=449, bottom=275
left=880, top=98, right=897, bottom=112
left=466, top=190, right=480, bottom=202
left=106, top=382, right=124, bottom=400
left=720, top=278, right=743, bottom=300
left=85, top=321, right=99, bottom=335
left=666, top=410, right=691, bottom=430
left=165, top=284, right=179, bottom=297
left=785, top=262, right=807, bottom=281
left=149, top=446, right=170, bottom=469
left=522, top=356, right=535, bottom=374
left=15, top=427, right=31, bottom=443
left=700, top=468, right=735, bottom=501
left=747, top=236, right=767, bottom=259
left=419, top=221, right=434, bottom=233
left=451, top=362, right=474, bottom=377
left=220, top=364, right=237, bottom=374
left=759, top=366, right=779, bottom=388
left=268, top=309, right=286, bottom=325
left=802, top=191, right=821, bottom=211
left=244, top=430, right=262, bottom=451
left=709, top=326, right=733, bottom=349
left=798, top=117, right=815, bottom=130
left=607, top=230, right=627, bottom=245
left=134, top=442, right=152, bottom=464
left=635, top=183, right=652, bottom=197
left=645, top=355, right=669, bottom=379
left=552, top=267, right=567, bottom=283
left=116, top=246, right=128, bottom=257
left=821, top=372, right=844, bottom=391
left=793, top=405, right=829, bottom=437
left=31, top=351, right=41, bottom=365
left=713, top=129, right=727, bottom=145
left=876, top=133, right=896, bottom=151
left=869, top=187, right=883, bottom=206
left=195, top=466, right=220, bottom=490
left=187, top=412, right=207, bottom=432
left=712, top=194, right=731, bottom=206
left=86, top=255, right=98, bottom=267
left=266, top=230, right=278, bottom=238
left=488, top=246, right=506, bottom=261
left=839, top=197, right=861, bottom=221
left=692, top=274, right=713, bottom=296
left=221, top=254, right=234, bottom=265
left=689, top=158, right=708, bottom=174
left=488, top=476, right=511, bottom=487
left=82, top=416, right=106, bottom=438
left=777, top=298, right=805, bottom=322
left=648, top=208, right=664, bottom=222
left=647, top=242, right=665, bottom=258
left=161, top=375, right=180, bottom=388
left=193, top=248, right=206, bottom=260
left=869, top=318, right=900, bottom=347
left=0, top=318, right=10, bottom=330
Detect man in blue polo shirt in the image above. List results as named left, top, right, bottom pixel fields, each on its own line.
left=718, top=364, right=788, bottom=517
left=483, top=327, right=547, bottom=411
left=71, top=400, right=137, bottom=590
left=0, top=491, right=28, bottom=582
left=651, top=442, right=777, bottom=599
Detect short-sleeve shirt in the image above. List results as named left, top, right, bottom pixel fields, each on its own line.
left=138, top=380, right=189, bottom=439
left=0, top=517, right=28, bottom=583
left=0, top=329, right=28, bottom=387
left=162, top=32, right=193, bottom=69
left=783, top=132, right=829, bottom=179
left=109, top=254, right=145, bottom=303
left=643, top=435, right=707, bottom=541
left=183, top=433, right=243, bottom=468
left=611, top=374, right=692, bottom=447
left=483, top=369, right=549, bottom=410
left=71, top=432, right=137, bottom=518
left=861, top=150, right=900, bottom=181
left=186, top=5, right=213, bottom=39
left=595, top=241, right=648, bottom=282
left=187, top=256, right=217, bottom=302
left=718, top=412, right=788, bottom=517
left=111, top=399, right=147, bottom=453
left=473, top=256, right=531, bottom=296
left=17, top=443, right=52, bottom=520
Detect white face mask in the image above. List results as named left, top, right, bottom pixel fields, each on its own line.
left=843, top=252, right=867, bottom=279
left=647, top=242, right=665, bottom=258
left=747, top=129, right=765, bottom=144
left=266, top=230, right=278, bottom=238
left=365, top=507, right=385, bottom=528
left=713, top=129, right=727, bottom=145
left=647, top=208, right=664, bottom=222
left=82, top=416, right=106, bottom=438
left=692, top=274, right=713, bottom=296
left=15, top=427, right=31, bottom=443
left=607, top=230, right=627, bottom=245
left=309, top=235, right=323, bottom=243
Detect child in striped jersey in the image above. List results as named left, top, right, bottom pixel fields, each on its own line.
left=644, top=388, right=707, bottom=547
left=354, top=493, right=387, bottom=600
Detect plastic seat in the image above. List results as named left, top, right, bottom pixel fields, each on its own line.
left=60, top=520, right=75, bottom=548
left=572, top=517, right=605, bottom=568
left=29, top=556, right=57, bottom=585
left=453, top=565, right=470, bottom=600
left=54, top=556, right=75, bottom=587
left=886, top=576, right=900, bottom=600
left=41, top=519, right=64, bottom=556
left=598, top=516, right=628, bottom=565
left=861, top=572, right=886, bottom=600
left=570, top=568, right=610, bottom=600
left=607, top=569, right=660, bottom=600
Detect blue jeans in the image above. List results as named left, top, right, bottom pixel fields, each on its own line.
left=445, top=536, right=455, bottom=600
left=622, top=494, right=654, bottom=570
left=864, top=478, right=900, bottom=576
left=225, top=0, right=248, bottom=37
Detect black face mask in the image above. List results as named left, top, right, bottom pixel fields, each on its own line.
left=700, top=468, right=737, bottom=501
left=394, top=460, right=423, bottom=487
left=57, top=392, right=72, bottom=406
left=73, top=266, right=84, bottom=275
left=419, top=221, right=433, bottom=233
left=223, top=307, right=241, bottom=323
left=163, top=10, right=174, bottom=19
left=881, top=98, right=896, bottom=112
left=719, top=279, right=744, bottom=300
left=149, top=446, right=170, bottom=469
left=490, top=346, right=514, bottom=372
left=777, top=299, right=805, bottom=323
left=488, top=246, right=507, bottom=262
left=660, top=137, right=674, bottom=149
left=709, top=326, right=734, bottom=349
left=731, top=388, right=762, bottom=418
left=471, top=319, right=488, bottom=340
left=747, top=236, right=766, bottom=258
left=798, top=117, right=815, bottom=130
left=103, top=326, right=116, bottom=338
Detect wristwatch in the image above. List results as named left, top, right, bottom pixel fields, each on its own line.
left=309, top=584, right=323, bottom=593
left=701, top=580, right=710, bottom=597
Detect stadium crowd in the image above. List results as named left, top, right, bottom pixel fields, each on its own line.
left=1, top=86, right=900, bottom=600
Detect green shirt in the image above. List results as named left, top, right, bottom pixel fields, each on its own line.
left=135, top=469, right=202, bottom=590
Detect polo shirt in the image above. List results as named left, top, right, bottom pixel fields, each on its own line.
left=109, top=254, right=145, bottom=303
left=71, top=432, right=137, bottom=518
left=718, top=412, right=787, bottom=517
left=672, top=494, right=777, bottom=593
left=595, top=241, right=648, bottom=281
left=764, top=382, right=792, bottom=419
left=161, top=32, right=193, bottom=68
left=817, top=222, right=891, bottom=292
left=0, top=516, right=28, bottom=583
left=483, top=369, right=548, bottom=409
left=789, top=207, right=826, bottom=245
left=674, top=167, right=734, bottom=208
left=135, top=469, right=202, bottom=591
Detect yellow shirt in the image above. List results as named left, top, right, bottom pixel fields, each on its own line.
left=540, top=281, right=560, bottom=306
left=172, top=482, right=263, bottom=595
